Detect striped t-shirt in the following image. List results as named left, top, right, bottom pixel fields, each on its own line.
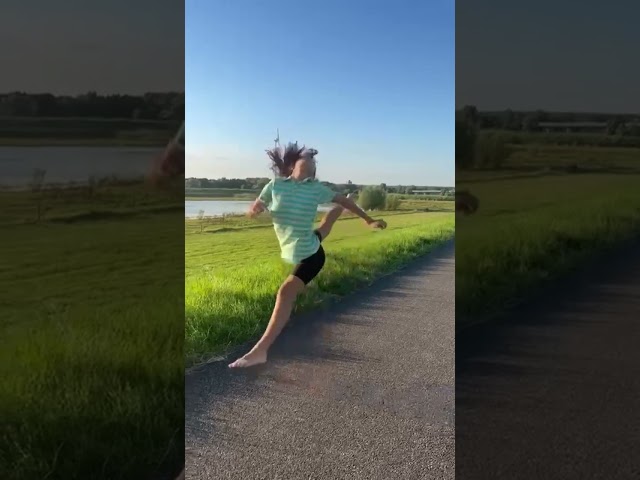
left=259, top=177, right=337, bottom=264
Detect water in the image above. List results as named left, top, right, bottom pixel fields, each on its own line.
left=185, top=200, right=333, bottom=218
left=0, top=146, right=162, bottom=187
left=185, top=200, right=254, bottom=218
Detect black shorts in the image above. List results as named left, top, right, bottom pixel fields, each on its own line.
left=292, top=230, right=326, bottom=285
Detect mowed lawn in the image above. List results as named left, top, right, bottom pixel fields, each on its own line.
left=1, top=211, right=184, bottom=480
left=185, top=211, right=455, bottom=365
left=456, top=173, right=640, bottom=327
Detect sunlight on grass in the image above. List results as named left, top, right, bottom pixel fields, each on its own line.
left=456, top=173, right=640, bottom=326
left=1, top=204, right=183, bottom=480
left=185, top=212, right=454, bottom=365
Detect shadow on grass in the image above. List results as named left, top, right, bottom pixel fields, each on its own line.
left=3, top=352, right=184, bottom=480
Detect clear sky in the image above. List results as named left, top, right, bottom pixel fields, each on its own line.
left=0, top=0, right=184, bottom=95
left=186, top=0, right=455, bottom=186
left=456, top=0, right=639, bottom=113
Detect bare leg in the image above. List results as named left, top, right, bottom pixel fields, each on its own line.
left=316, top=193, right=353, bottom=240
left=229, top=275, right=305, bottom=368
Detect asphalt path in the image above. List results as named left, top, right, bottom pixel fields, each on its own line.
left=185, top=241, right=455, bottom=479
left=456, top=240, right=640, bottom=479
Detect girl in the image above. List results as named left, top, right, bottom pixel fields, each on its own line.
left=229, top=142, right=387, bottom=368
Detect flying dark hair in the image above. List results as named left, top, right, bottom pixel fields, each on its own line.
left=266, top=141, right=310, bottom=177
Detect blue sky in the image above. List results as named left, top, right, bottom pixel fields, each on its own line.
left=457, top=0, right=639, bottom=113
left=1, top=0, right=183, bottom=94
left=186, top=0, right=454, bottom=186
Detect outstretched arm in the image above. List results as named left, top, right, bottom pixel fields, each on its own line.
left=248, top=180, right=274, bottom=218
left=248, top=198, right=266, bottom=218
left=332, top=194, right=387, bottom=229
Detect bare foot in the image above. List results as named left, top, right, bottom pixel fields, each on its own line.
left=228, top=349, right=267, bottom=368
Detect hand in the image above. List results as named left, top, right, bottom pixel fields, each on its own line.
left=368, top=219, right=387, bottom=230
left=248, top=201, right=265, bottom=218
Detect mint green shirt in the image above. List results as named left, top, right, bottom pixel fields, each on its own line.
left=259, top=177, right=337, bottom=264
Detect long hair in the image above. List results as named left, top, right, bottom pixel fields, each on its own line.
left=266, top=142, right=306, bottom=177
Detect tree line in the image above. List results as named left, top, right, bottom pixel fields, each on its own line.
left=456, top=105, right=640, bottom=169
left=458, top=106, right=640, bottom=135
left=0, top=91, right=184, bottom=120
left=185, top=177, right=452, bottom=195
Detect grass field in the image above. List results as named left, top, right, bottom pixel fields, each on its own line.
left=457, top=142, right=640, bottom=328
left=0, top=117, right=178, bottom=146
left=1, top=183, right=184, bottom=480
left=185, top=209, right=455, bottom=365
left=185, top=187, right=257, bottom=200
left=482, top=129, right=640, bottom=149
left=186, top=188, right=455, bottom=214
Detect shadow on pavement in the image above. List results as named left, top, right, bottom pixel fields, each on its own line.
left=186, top=241, right=454, bottom=445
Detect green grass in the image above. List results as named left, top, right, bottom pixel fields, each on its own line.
left=185, top=187, right=258, bottom=200
left=185, top=211, right=455, bottom=365
left=482, top=129, right=640, bottom=148
left=1, top=185, right=184, bottom=479
left=396, top=197, right=455, bottom=211
left=505, top=144, right=640, bottom=172
left=0, top=117, right=178, bottom=146
left=457, top=143, right=640, bottom=328
left=0, top=182, right=183, bottom=226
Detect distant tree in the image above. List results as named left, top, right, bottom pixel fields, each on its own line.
left=0, top=91, right=183, bottom=119
left=607, top=117, right=625, bottom=135
left=359, top=186, right=387, bottom=210
left=456, top=120, right=477, bottom=169
left=501, top=109, right=514, bottom=129
left=475, top=133, right=512, bottom=168
left=615, top=123, right=628, bottom=136
left=522, top=114, right=539, bottom=132
left=462, top=105, right=479, bottom=127
left=256, top=178, right=271, bottom=189
left=534, top=109, right=548, bottom=122
left=385, top=194, right=402, bottom=211
left=185, top=178, right=201, bottom=188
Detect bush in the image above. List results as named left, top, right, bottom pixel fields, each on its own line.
left=475, top=132, right=513, bottom=168
left=358, top=186, right=387, bottom=210
left=385, top=194, right=402, bottom=211
left=455, top=120, right=477, bottom=169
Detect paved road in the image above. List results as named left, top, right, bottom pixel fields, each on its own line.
left=456, top=240, right=640, bottom=479
left=185, top=241, right=455, bottom=480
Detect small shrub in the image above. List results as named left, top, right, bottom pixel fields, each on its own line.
left=475, top=133, right=513, bottom=168
left=455, top=120, right=477, bottom=169
left=385, top=194, right=402, bottom=211
left=358, top=186, right=387, bottom=210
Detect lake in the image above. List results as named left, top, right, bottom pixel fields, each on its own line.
left=185, top=200, right=334, bottom=218
left=0, top=146, right=162, bottom=187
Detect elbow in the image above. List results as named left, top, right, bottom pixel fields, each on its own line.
left=333, top=195, right=348, bottom=207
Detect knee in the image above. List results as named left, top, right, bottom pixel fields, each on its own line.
left=278, top=280, right=301, bottom=300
